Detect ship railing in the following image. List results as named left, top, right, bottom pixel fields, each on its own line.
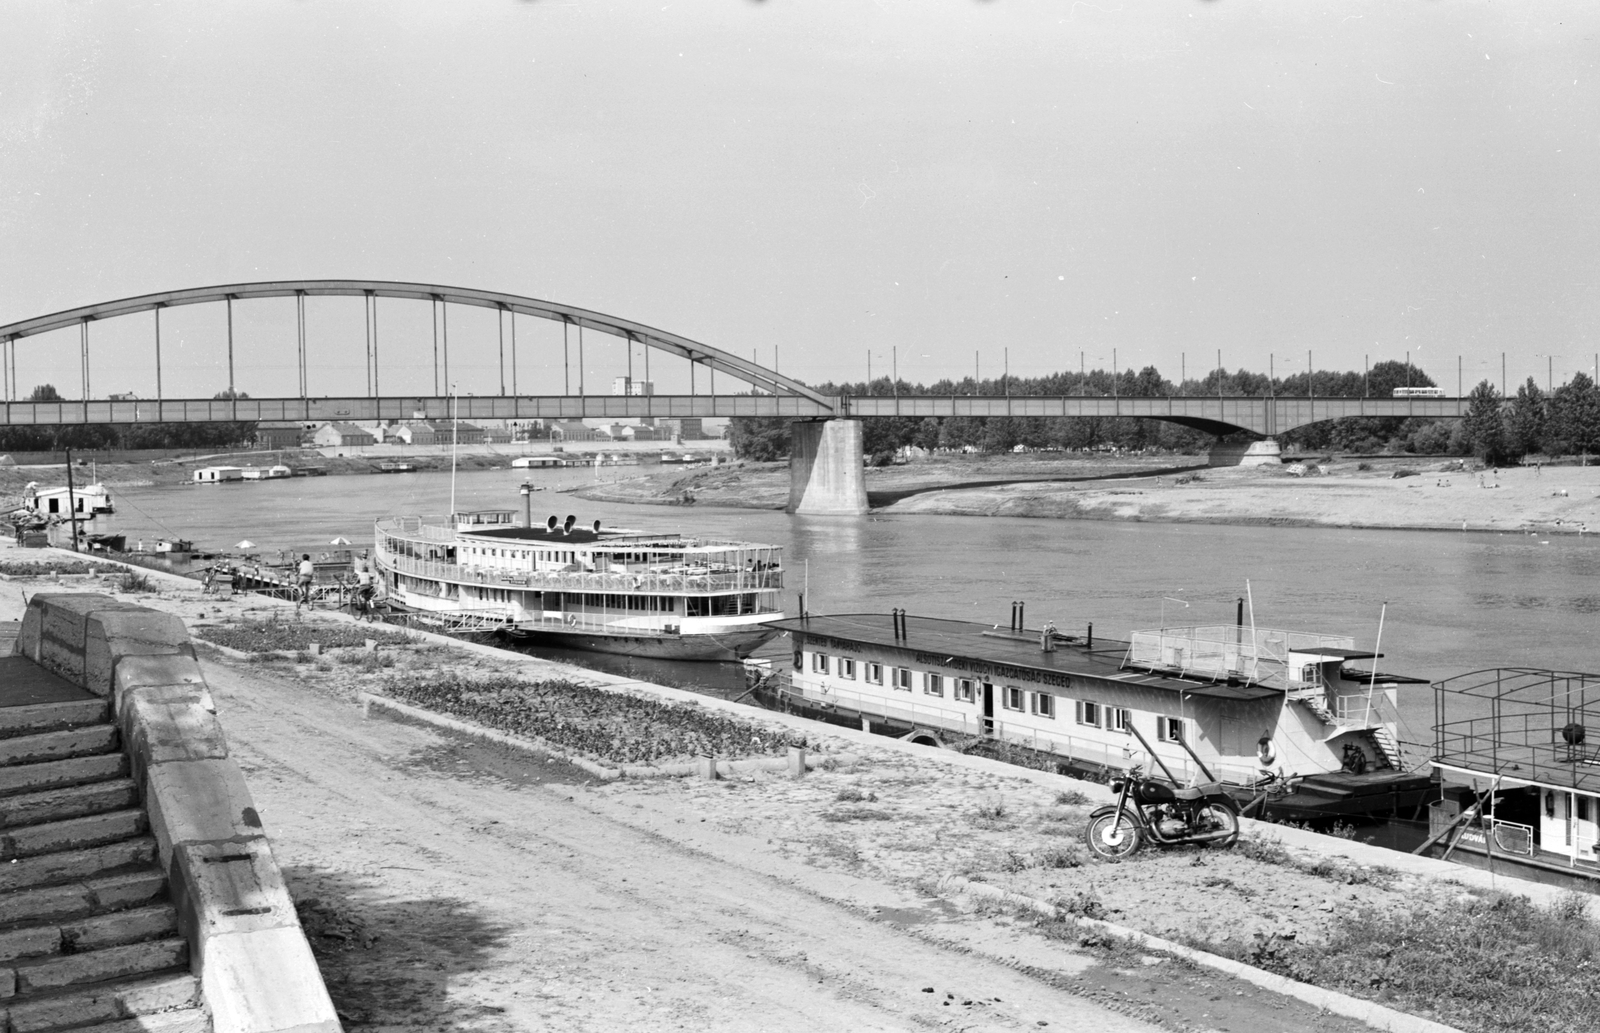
left=1333, top=686, right=1402, bottom=729
left=1126, top=625, right=1355, bottom=691
left=375, top=546, right=783, bottom=594
left=1435, top=710, right=1600, bottom=795
left=515, top=613, right=683, bottom=637
left=780, top=681, right=1252, bottom=786
left=1482, top=817, right=1535, bottom=857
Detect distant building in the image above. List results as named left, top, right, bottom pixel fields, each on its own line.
left=612, top=377, right=655, bottom=397
left=647, top=417, right=707, bottom=441
left=550, top=421, right=599, bottom=442
left=311, top=422, right=376, bottom=448
left=108, top=392, right=139, bottom=402
left=393, top=421, right=484, bottom=446
left=256, top=421, right=313, bottom=449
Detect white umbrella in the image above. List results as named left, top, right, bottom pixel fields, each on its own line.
left=235, top=540, right=256, bottom=550
left=330, top=536, right=352, bottom=546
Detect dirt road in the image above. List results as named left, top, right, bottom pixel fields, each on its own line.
left=194, top=654, right=1376, bottom=1033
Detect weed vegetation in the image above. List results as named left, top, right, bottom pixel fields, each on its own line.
left=380, top=671, right=802, bottom=766
left=198, top=618, right=410, bottom=653
left=0, top=558, right=123, bottom=577
left=1212, top=891, right=1600, bottom=1033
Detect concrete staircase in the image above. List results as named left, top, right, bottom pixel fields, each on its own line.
left=0, top=695, right=209, bottom=1032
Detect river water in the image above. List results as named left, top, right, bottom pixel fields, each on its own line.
left=90, top=465, right=1600, bottom=745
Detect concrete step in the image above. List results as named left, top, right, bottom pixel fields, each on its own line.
left=0, top=870, right=166, bottom=931
left=0, top=810, right=147, bottom=862
left=0, top=753, right=129, bottom=799
left=0, top=904, right=178, bottom=963
left=0, top=700, right=111, bottom=741
left=0, top=726, right=119, bottom=769
left=0, top=838, right=158, bottom=895
left=11, top=936, right=189, bottom=997
left=0, top=779, right=139, bottom=831
left=1, top=970, right=201, bottom=1032
left=66, top=1008, right=211, bottom=1033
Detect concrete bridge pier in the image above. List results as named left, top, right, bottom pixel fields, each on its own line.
left=1208, top=438, right=1283, bottom=467
left=788, top=419, right=869, bottom=514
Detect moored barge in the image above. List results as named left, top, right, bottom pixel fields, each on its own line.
left=373, top=505, right=785, bottom=660
left=1425, top=668, right=1600, bottom=888
left=755, top=610, right=1432, bottom=821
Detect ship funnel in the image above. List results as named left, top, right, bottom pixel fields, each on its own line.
left=563, top=514, right=577, bottom=535
left=546, top=515, right=559, bottom=531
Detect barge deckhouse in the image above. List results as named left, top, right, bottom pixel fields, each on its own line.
left=373, top=509, right=784, bottom=660
left=760, top=612, right=1432, bottom=820
left=1428, top=668, right=1600, bottom=887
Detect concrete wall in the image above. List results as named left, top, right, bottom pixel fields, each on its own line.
left=787, top=419, right=869, bottom=515
left=15, top=594, right=341, bottom=1033
left=1208, top=438, right=1283, bottom=467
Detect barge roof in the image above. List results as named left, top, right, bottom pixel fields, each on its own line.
left=764, top=613, right=1282, bottom=700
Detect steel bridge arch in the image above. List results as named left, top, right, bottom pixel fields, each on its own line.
left=0, top=279, right=834, bottom=409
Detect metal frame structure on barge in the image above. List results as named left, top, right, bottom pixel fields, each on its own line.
left=1425, top=667, right=1600, bottom=887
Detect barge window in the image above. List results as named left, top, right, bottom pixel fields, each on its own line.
left=924, top=673, right=944, bottom=697
left=1002, top=686, right=1023, bottom=711
left=838, top=658, right=856, bottom=680
left=893, top=668, right=912, bottom=692
left=1034, top=692, right=1055, bottom=719
left=1157, top=716, right=1186, bottom=743
left=1110, top=708, right=1131, bottom=733
left=865, top=663, right=883, bottom=685
left=793, top=650, right=802, bottom=672
left=955, top=678, right=975, bottom=703
left=1074, top=700, right=1100, bottom=727
left=812, top=652, right=830, bottom=674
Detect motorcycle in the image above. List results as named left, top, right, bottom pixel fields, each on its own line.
left=1084, top=767, right=1241, bottom=860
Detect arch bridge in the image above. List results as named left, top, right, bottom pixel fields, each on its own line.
left=0, top=280, right=1467, bottom=513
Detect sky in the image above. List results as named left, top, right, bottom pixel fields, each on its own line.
left=1, top=1, right=1596, bottom=402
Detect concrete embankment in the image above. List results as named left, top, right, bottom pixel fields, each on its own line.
left=1, top=592, right=340, bottom=1033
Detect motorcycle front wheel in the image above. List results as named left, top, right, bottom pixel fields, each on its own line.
left=1195, top=802, right=1241, bottom=847
left=1085, top=811, right=1143, bottom=860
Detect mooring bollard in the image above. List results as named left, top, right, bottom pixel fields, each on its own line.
left=860, top=717, right=871, bottom=734
left=364, top=638, right=377, bottom=653
left=308, top=642, right=321, bottom=656
left=697, top=755, right=718, bottom=781
left=787, top=745, right=807, bottom=779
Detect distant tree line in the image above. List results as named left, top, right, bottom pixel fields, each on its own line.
left=730, top=360, right=1600, bottom=465
left=0, top=385, right=258, bottom=453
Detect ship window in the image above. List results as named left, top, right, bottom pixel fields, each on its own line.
left=838, top=658, right=856, bottom=680
left=924, top=673, right=944, bottom=697
left=1158, top=716, right=1186, bottom=743
left=955, top=678, right=975, bottom=703
left=893, top=668, right=912, bottom=692
left=812, top=652, right=829, bottom=674
left=1002, top=686, right=1023, bottom=711
left=1035, top=693, right=1056, bottom=719
left=1074, top=700, right=1099, bottom=727
left=1581, top=796, right=1593, bottom=823
left=865, top=663, right=883, bottom=685
left=1110, top=708, right=1132, bottom=733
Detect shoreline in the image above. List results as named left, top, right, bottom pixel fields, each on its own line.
left=572, top=453, right=1600, bottom=537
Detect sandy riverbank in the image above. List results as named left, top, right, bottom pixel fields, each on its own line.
left=577, top=453, right=1600, bottom=535
left=1, top=545, right=1591, bottom=1031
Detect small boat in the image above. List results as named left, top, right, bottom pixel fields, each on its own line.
left=511, top=456, right=562, bottom=469
left=154, top=538, right=193, bottom=554
left=21, top=481, right=115, bottom=516
left=376, top=461, right=418, bottom=474
left=373, top=499, right=785, bottom=660
left=240, top=465, right=293, bottom=481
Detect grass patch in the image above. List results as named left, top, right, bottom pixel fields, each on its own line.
left=1054, top=788, right=1091, bottom=806
left=820, top=807, right=894, bottom=823
left=380, top=671, right=803, bottom=766
left=835, top=787, right=878, bottom=803
left=973, top=797, right=1008, bottom=822
left=0, top=559, right=119, bottom=576
left=117, top=570, right=157, bottom=593
left=1036, top=844, right=1086, bottom=869
left=198, top=618, right=410, bottom=653
left=1209, top=892, right=1600, bottom=1033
